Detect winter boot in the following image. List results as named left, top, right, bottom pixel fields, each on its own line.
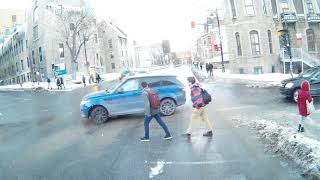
left=297, top=124, right=301, bottom=132
left=203, top=131, right=213, bottom=137
left=300, top=127, right=305, bottom=133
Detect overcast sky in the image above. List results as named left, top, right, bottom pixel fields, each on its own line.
left=0, top=0, right=222, bottom=51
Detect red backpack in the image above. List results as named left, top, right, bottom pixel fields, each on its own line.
left=147, top=89, right=161, bottom=109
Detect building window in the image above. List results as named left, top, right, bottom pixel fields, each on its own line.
left=21, top=60, right=24, bottom=70
left=267, top=30, right=273, bottom=54
left=33, top=7, right=39, bottom=23
left=16, top=62, right=19, bottom=72
left=21, top=40, right=24, bottom=52
left=254, top=66, right=263, bottom=74
left=96, top=53, right=99, bottom=65
left=32, top=50, right=35, bottom=64
left=27, top=57, right=30, bottom=68
left=69, top=23, right=75, bottom=31
left=59, top=43, right=64, bottom=58
left=281, top=0, right=289, bottom=11
left=293, top=0, right=304, bottom=15
left=239, top=68, right=244, bottom=74
left=230, top=0, right=237, bottom=17
left=94, top=34, right=98, bottom=43
left=26, top=40, right=28, bottom=48
left=12, top=15, right=16, bottom=23
left=39, top=47, right=43, bottom=62
left=244, top=0, right=255, bottom=15
left=262, top=0, right=267, bottom=14
left=119, top=37, right=122, bottom=46
left=250, top=30, right=261, bottom=55
left=111, top=63, right=115, bottom=69
left=33, top=25, right=39, bottom=40
left=272, top=65, right=276, bottom=73
left=307, top=29, right=316, bottom=51
left=108, top=40, right=113, bottom=48
left=307, top=0, right=314, bottom=14
left=235, top=32, right=242, bottom=56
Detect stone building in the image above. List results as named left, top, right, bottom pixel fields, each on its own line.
left=0, top=23, right=31, bottom=85
left=224, top=0, right=280, bottom=74
left=224, top=0, right=320, bottom=74
left=97, top=20, right=132, bottom=73
left=0, top=9, right=26, bottom=37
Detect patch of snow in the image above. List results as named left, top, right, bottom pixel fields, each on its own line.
left=149, top=161, right=165, bottom=179
left=249, top=119, right=320, bottom=178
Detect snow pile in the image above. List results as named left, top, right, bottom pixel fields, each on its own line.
left=100, top=73, right=120, bottom=82
left=251, top=119, right=320, bottom=178
left=192, top=67, right=298, bottom=88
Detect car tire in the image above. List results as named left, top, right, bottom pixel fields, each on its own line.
left=160, top=98, right=176, bottom=116
left=293, top=89, right=300, bottom=103
left=90, top=106, right=109, bottom=124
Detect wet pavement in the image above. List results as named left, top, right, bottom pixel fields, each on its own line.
left=0, top=79, right=306, bottom=179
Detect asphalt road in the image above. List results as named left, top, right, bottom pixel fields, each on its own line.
left=0, top=80, right=305, bottom=180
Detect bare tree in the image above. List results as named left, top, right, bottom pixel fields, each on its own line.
left=57, top=7, right=95, bottom=79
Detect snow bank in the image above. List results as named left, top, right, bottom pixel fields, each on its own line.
left=192, top=67, right=298, bottom=88
left=249, top=119, right=320, bottom=178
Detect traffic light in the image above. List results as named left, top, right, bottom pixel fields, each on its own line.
left=191, top=21, right=195, bottom=28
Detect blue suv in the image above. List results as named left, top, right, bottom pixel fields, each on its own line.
left=80, top=74, right=186, bottom=124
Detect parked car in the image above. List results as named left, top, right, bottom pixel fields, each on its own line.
left=80, top=74, right=186, bottom=124
left=119, top=70, right=147, bottom=80
left=280, top=66, right=320, bottom=102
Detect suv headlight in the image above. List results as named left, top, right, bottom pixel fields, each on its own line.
left=80, top=100, right=90, bottom=105
left=285, top=82, right=294, bottom=89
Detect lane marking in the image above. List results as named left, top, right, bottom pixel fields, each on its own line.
left=40, top=109, right=49, bottom=112
left=149, top=161, right=165, bottom=179
left=146, top=160, right=241, bottom=166
left=216, top=105, right=256, bottom=112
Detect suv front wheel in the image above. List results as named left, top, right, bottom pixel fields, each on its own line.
left=160, top=98, right=176, bottom=116
left=90, top=106, right=109, bottom=124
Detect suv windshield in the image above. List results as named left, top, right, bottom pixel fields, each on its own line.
left=299, top=68, right=317, bottom=78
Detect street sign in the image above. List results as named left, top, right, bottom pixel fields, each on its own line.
left=54, top=63, right=66, bottom=75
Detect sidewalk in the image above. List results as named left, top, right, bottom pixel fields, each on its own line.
left=0, top=73, right=121, bottom=92
left=192, top=67, right=298, bottom=88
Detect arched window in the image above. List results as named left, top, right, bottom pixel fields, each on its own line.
left=235, top=32, right=242, bottom=56
left=33, top=7, right=39, bottom=23
left=307, top=29, right=316, bottom=51
left=250, top=30, right=261, bottom=55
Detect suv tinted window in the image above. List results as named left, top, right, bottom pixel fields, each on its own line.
left=140, top=76, right=181, bottom=88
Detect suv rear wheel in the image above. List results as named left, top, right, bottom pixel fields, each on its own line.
left=160, top=98, right=176, bottom=116
left=90, top=106, right=109, bottom=124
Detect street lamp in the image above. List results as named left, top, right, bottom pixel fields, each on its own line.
left=209, top=10, right=225, bottom=73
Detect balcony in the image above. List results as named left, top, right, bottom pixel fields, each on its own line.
left=307, top=13, right=320, bottom=23
left=280, top=13, right=297, bottom=23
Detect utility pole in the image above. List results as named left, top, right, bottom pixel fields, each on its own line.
left=214, top=10, right=225, bottom=73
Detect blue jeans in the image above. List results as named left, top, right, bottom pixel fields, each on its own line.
left=144, top=113, right=171, bottom=139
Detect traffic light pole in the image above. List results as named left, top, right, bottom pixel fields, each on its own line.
left=284, top=20, right=293, bottom=78
left=215, top=10, right=225, bottom=73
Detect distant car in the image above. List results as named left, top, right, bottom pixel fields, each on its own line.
left=119, top=70, right=146, bottom=80
left=80, top=74, right=186, bottom=124
left=280, top=66, right=320, bottom=102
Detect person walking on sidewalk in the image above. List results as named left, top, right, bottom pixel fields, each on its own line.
left=56, top=78, right=61, bottom=90
left=297, top=80, right=313, bottom=133
left=59, top=77, right=65, bottom=89
left=184, top=77, right=213, bottom=137
left=140, top=81, right=172, bottom=142
left=206, top=63, right=209, bottom=74
left=47, top=77, right=52, bottom=89
left=82, top=75, right=86, bottom=87
left=209, top=63, right=214, bottom=77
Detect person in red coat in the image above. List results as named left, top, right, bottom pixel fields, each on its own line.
left=297, top=80, right=313, bottom=132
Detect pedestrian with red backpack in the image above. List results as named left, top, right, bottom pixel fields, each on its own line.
left=184, top=77, right=213, bottom=137
left=297, top=80, right=313, bottom=133
left=140, top=81, right=172, bottom=142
